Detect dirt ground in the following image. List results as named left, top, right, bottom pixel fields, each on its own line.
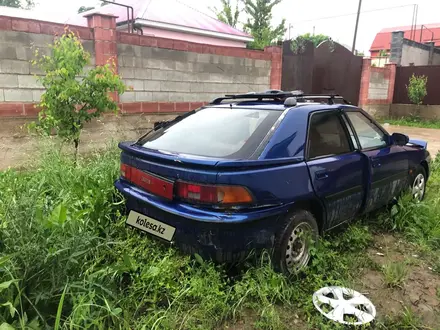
left=358, top=234, right=440, bottom=327
left=386, top=124, right=440, bottom=157
left=223, top=234, right=440, bottom=329
left=1, top=123, right=440, bottom=171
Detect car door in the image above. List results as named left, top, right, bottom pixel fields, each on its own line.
left=306, top=110, right=367, bottom=230
left=344, top=110, right=409, bottom=212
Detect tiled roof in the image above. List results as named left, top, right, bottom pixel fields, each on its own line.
left=370, top=24, right=440, bottom=51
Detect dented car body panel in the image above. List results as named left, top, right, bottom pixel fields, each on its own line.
left=115, top=101, right=431, bottom=262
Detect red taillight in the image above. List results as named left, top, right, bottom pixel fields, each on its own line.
left=121, top=163, right=132, bottom=180
left=176, top=182, right=218, bottom=203
left=176, top=181, right=253, bottom=205
left=120, top=163, right=173, bottom=199
left=120, top=163, right=253, bottom=205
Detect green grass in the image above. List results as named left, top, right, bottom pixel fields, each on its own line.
left=379, top=307, right=424, bottom=330
left=382, top=262, right=408, bottom=287
left=1, top=141, right=440, bottom=329
left=379, top=117, right=440, bottom=129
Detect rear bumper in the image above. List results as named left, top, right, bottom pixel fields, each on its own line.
left=115, top=179, right=290, bottom=262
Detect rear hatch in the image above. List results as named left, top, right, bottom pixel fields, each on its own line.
left=119, top=106, right=283, bottom=204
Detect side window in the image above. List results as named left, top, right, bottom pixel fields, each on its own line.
left=307, top=111, right=352, bottom=159
left=346, top=112, right=387, bottom=150
left=342, top=115, right=359, bottom=149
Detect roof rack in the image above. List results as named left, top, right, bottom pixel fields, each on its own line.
left=210, top=90, right=351, bottom=106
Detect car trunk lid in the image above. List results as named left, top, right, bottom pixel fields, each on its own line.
left=119, top=142, right=220, bottom=199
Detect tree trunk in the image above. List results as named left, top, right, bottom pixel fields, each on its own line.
left=74, top=138, right=79, bottom=165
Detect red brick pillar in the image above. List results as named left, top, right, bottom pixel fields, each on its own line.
left=265, top=46, right=282, bottom=90
left=84, top=12, right=119, bottom=101
left=385, top=63, right=397, bottom=104
left=358, top=58, right=371, bottom=107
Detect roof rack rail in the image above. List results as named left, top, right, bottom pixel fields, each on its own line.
left=210, top=90, right=351, bottom=105
left=297, top=95, right=351, bottom=105
left=210, top=91, right=295, bottom=104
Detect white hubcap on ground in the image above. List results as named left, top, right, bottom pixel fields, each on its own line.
left=285, top=222, right=312, bottom=272
left=313, top=286, right=376, bottom=325
left=412, top=173, right=425, bottom=201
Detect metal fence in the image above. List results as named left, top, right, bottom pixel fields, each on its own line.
left=281, top=40, right=363, bottom=105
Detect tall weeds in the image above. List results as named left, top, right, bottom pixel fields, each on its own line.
left=1, top=143, right=439, bottom=329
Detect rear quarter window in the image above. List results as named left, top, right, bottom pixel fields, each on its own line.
left=137, top=107, right=282, bottom=159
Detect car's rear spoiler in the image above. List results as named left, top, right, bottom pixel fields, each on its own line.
left=408, top=138, right=428, bottom=149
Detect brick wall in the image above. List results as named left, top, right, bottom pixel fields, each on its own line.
left=358, top=58, right=396, bottom=118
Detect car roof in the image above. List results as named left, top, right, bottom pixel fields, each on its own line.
left=202, top=97, right=361, bottom=161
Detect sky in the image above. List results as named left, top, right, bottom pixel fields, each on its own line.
left=28, top=0, right=440, bottom=54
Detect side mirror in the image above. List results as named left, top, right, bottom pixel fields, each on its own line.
left=391, top=133, right=409, bottom=146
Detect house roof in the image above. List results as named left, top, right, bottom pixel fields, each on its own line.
left=370, top=23, right=440, bottom=52
left=0, top=5, right=68, bottom=23
left=65, top=0, right=252, bottom=43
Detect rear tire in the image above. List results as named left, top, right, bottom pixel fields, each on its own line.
left=410, top=166, right=427, bottom=201
left=273, top=209, right=319, bottom=275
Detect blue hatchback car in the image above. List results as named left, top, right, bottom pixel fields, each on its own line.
left=115, top=91, right=431, bottom=274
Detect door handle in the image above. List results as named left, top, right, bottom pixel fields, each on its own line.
left=315, top=171, right=329, bottom=180
left=371, top=157, right=381, bottom=168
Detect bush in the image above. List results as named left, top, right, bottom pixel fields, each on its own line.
left=406, top=74, right=428, bottom=106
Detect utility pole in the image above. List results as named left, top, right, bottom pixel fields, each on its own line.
left=352, top=0, right=362, bottom=53
left=288, top=23, right=293, bottom=40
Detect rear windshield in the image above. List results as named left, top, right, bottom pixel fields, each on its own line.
left=137, top=107, right=282, bottom=159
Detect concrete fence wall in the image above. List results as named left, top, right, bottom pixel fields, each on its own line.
left=358, top=58, right=396, bottom=117
left=390, top=104, right=440, bottom=119
left=0, top=13, right=281, bottom=117
left=0, top=13, right=281, bottom=169
left=359, top=59, right=440, bottom=120
left=0, top=31, right=95, bottom=112
left=401, top=43, right=430, bottom=66
left=117, top=44, right=271, bottom=104
left=390, top=31, right=440, bottom=67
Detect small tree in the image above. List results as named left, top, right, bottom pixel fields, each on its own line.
left=295, top=33, right=330, bottom=47
left=0, top=0, right=34, bottom=9
left=243, top=0, right=286, bottom=49
left=406, top=74, right=428, bottom=120
left=32, top=29, right=125, bottom=161
left=213, top=0, right=240, bottom=28
left=78, top=6, right=95, bottom=13
left=379, top=49, right=388, bottom=57
left=407, top=74, right=428, bottom=105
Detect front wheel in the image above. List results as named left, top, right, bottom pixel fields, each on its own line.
left=410, top=166, right=427, bottom=201
left=273, top=209, right=319, bottom=275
